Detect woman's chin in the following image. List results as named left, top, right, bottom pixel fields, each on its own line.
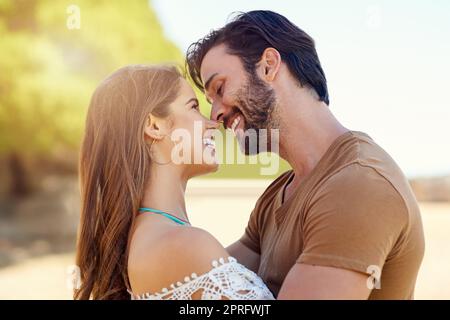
left=183, top=158, right=218, bottom=179
left=209, top=162, right=219, bottom=173
left=201, top=161, right=219, bottom=174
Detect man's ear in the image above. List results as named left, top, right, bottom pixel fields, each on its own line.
left=259, top=48, right=281, bottom=82
left=144, top=114, right=165, bottom=141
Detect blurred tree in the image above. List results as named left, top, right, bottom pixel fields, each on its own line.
left=0, top=0, right=182, bottom=197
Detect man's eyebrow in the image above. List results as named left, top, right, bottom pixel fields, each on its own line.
left=185, top=98, right=198, bottom=105
left=203, top=73, right=218, bottom=91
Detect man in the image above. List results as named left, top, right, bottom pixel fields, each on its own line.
left=186, top=10, right=424, bottom=299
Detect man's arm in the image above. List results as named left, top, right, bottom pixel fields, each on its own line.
left=277, top=263, right=371, bottom=299
left=226, top=240, right=260, bottom=273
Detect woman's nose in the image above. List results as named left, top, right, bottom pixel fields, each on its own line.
left=206, top=118, right=220, bottom=130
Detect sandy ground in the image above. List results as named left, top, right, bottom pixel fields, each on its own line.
left=0, top=179, right=449, bottom=299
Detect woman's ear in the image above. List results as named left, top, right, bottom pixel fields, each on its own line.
left=259, top=48, right=281, bottom=82
left=144, top=114, right=165, bottom=141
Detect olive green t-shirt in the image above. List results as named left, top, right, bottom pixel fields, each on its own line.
left=240, top=131, right=425, bottom=299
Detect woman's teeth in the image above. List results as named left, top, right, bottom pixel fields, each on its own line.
left=203, top=137, right=215, bottom=149
left=231, top=116, right=241, bottom=134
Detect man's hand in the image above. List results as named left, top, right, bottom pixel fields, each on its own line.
left=277, top=263, right=372, bottom=299
left=226, top=240, right=260, bottom=273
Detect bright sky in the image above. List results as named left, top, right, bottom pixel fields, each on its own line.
left=153, top=0, right=450, bottom=177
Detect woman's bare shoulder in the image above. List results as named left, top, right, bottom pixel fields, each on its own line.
left=128, top=225, right=229, bottom=296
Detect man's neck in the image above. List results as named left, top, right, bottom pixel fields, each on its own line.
left=277, top=86, right=348, bottom=190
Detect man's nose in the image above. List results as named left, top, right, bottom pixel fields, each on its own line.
left=210, top=101, right=225, bottom=123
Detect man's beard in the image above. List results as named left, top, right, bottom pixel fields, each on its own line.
left=231, top=69, right=279, bottom=155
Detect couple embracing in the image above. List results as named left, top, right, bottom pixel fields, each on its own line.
left=74, top=10, right=424, bottom=300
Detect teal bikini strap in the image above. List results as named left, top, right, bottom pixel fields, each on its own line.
left=139, top=207, right=189, bottom=226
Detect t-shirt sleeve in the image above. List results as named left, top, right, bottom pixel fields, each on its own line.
left=297, top=163, right=408, bottom=275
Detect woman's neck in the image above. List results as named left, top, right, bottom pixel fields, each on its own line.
left=140, top=164, right=189, bottom=223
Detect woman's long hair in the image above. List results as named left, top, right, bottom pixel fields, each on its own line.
left=74, top=65, right=182, bottom=299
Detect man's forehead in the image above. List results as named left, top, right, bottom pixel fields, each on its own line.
left=200, top=44, right=230, bottom=84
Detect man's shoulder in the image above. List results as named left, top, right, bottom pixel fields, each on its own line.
left=340, top=132, right=418, bottom=213
left=313, top=162, right=411, bottom=224
left=347, top=131, right=404, bottom=178
left=324, top=131, right=413, bottom=203
left=320, top=162, right=401, bottom=197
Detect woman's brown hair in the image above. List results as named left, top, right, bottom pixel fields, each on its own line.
left=74, top=65, right=182, bottom=299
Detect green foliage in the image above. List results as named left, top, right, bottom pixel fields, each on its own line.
left=0, top=0, right=181, bottom=157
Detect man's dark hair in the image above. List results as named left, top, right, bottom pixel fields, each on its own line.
left=186, top=10, right=329, bottom=105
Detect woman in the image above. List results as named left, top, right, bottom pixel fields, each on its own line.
left=74, top=65, right=274, bottom=300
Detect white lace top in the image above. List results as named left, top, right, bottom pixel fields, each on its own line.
left=129, top=257, right=274, bottom=300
